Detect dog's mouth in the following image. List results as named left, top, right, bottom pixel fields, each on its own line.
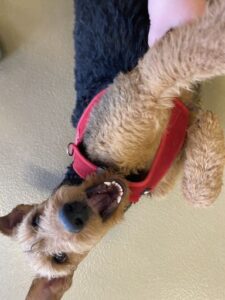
left=86, top=180, right=126, bottom=220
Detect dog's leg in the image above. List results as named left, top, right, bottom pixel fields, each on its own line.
left=26, top=275, right=73, bottom=300
left=139, top=0, right=225, bottom=100
left=139, top=0, right=225, bottom=205
left=182, top=111, right=225, bottom=206
left=84, top=0, right=225, bottom=188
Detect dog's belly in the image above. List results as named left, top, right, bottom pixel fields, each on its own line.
left=72, top=0, right=150, bottom=127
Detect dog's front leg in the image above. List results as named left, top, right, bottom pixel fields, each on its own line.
left=182, top=111, right=225, bottom=207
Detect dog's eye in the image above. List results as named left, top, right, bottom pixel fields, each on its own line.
left=31, top=214, right=40, bottom=228
left=52, top=253, right=68, bottom=264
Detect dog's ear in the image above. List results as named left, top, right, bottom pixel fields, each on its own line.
left=182, top=111, right=225, bottom=206
left=26, top=275, right=73, bottom=300
left=0, top=204, right=34, bottom=236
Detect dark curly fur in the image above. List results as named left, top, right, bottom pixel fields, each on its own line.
left=63, top=0, right=150, bottom=185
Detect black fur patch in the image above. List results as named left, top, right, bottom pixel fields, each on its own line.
left=64, top=0, right=150, bottom=184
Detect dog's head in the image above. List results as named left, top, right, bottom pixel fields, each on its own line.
left=0, top=172, right=129, bottom=298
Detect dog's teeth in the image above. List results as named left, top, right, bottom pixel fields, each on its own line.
left=111, top=181, right=124, bottom=196
left=104, top=182, right=112, bottom=186
left=112, top=181, right=122, bottom=189
left=117, top=195, right=122, bottom=204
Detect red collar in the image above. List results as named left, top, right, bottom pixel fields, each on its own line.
left=69, top=89, right=189, bottom=203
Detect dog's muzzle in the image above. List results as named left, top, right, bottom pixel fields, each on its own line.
left=59, top=202, right=91, bottom=233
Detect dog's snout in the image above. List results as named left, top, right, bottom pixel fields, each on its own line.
left=59, top=202, right=90, bottom=233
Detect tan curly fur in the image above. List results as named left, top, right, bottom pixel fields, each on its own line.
left=1, top=1, right=225, bottom=299
left=183, top=111, right=225, bottom=206
left=0, top=172, right=131, bottom=297
left=14, top=173, right=129, bottom=278
left=84, top=0, right=225, bottom=205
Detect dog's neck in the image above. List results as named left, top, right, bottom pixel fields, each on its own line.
left=83, top=68, right=172, bottom=176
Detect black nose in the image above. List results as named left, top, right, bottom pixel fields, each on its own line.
left=59, top=202, right=90, bottom=233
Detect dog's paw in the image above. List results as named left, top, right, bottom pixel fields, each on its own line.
left=182, top=111, right=225, bottom=207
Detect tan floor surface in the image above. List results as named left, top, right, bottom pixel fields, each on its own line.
left=0, top=1, right=225, bottom=299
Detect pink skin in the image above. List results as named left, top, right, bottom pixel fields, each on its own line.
left=148, top=0, right=206, bottom=47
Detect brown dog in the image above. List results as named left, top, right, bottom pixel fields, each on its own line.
left=1, top=0, right=225, bottom=299
left=84, top=0, right=225, bottom=205
left=0, top=173, right=130, bottom=299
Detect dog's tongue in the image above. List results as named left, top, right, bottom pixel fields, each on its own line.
left=86, top=182, right=123, bottom=220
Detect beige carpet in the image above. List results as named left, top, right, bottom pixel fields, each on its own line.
left=0, top=1, right=225, bottom=299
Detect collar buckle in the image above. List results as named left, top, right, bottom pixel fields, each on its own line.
left=67, top=143, right=75, bottom=156
left=142, top=189, right=151, bottom=196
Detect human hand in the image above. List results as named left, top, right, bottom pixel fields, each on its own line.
left=148, top=0, right=206, bottom=47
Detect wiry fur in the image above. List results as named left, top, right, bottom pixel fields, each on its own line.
left=183, top=111, right=225, bottom=206
left=84, top=0, right=225, bottom=205
left=63, top=0, right=149, bottom=186
left=16, top=173, right=130, bottom=279
left=72, top=0, right=149, bottom=127
left=1, top=0, right=150, bottom=298
left=1, top=1, right=225, bottom=299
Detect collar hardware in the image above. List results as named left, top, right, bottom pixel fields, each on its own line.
left=67, top=143, right=75, bottom=156
left=142, top=189, right=151, bottom=196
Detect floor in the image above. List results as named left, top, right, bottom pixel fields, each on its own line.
left=0, top=1, right=225, bottom=299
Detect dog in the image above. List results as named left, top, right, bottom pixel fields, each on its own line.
left=0, top=0, right=150, bottom=298
left=1, top=0, right=225, bottom=299
left=83, top=0, right=225, bottom=206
